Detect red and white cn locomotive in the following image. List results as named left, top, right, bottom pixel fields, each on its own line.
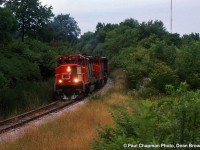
left=54, top=54, right=108, bottom=100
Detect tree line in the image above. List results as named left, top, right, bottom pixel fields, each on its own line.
left=84, top=20, right=200, bottom=149
left=0, top=0, right=81, bottom=118
left=79, top=19, right=200, bottom=94
left=1, top=0, right=200, bottom=146
left=0, top=0, right=81, bottom=89
left=1, top=0, right=200, bottom=93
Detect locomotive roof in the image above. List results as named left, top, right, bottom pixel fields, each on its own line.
left=56, top=54, right=107, bottom=62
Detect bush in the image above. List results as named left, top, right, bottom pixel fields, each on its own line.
left=0, top=79, right=54, bottom=119
left=0, top=52, right=41, bottom=86
left=0, top=39, right=59, bottom=89
left=93, top=83, right=200, bottom=149
left=89, top=93, right=102, bottom=100
left=176, top=41, right=200, bottom=89
left=0, top=72, right=8, bottom=88
left=150, top=60, right=178, bottom=93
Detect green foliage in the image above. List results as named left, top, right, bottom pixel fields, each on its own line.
left=150, top=60, right=178, bottom=93
left=150, top=41, right=177, bottom=67
left=95, top=22, right=118, bottom=43
left=6, top=0, right=54, bottom=41
left=104, top=26, right=139, bottom=54
left=77, top=32, right=98, bottom=55
left=0, top=79, right=54, bottom=119
left=138, top=20, right=167, bottom=41
left=166, top=33, right=181, bottom=47
left=49, top=14, right=81, bottom=42
left=176, top=41, right=200, bottom=89
left=0, top=50, right=41, bottom=86
left=0, top=39, right=57, bottom=88
left=80, top=18, right=200, bottom=94
left=0, top=0, right=80, bottom=120
left=22, top=39, right=57, bottom=78
left=182, top=33, right=200, bottom=45
left=93, top=84, right=200, bottom=149
left=0, top=7, right=17, bottom=44
left=79, top=19, right=190, bottom=94
left=111, top=46, right=178, bottom=93
left=89, top=93, right=102, bottom=100
left=0, top=72, right=8, bottom=88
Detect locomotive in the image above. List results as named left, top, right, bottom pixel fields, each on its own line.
left=54, top=54, right=108, bottom=100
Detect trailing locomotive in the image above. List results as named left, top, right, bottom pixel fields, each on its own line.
left=54, top=54, right=108, bottom=100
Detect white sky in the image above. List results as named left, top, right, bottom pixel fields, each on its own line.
left=41, top=0, right=200, bottom=35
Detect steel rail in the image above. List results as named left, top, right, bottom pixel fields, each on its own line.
left=0, top=78, right=111, bottom=135
left=0, top=100, right=79, bottom=134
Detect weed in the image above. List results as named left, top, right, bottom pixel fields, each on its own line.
left=0, top=78, right=54, bottom=120
left=89, top=93, right=102, bottom=100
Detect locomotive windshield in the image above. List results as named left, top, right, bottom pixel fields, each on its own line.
left=56, top=55, right=85, bottom=66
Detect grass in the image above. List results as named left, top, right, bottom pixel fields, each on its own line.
left=0, top=78, right=55, bottom=120
left=0, top=69, right=131, bottom=150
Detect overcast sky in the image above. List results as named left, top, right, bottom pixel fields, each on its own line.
left=41, top=0, right=200, bottom=35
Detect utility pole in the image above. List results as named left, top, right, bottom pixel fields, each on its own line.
left=170, top=0, right=173, bottom=33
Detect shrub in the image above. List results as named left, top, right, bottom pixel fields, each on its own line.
left=150, top=60, right=178, bottom=93
left=89, top=93, right=102, bottom=100
left=0, top=79, right=54, bottom=119
left=0, top=72, right=8, bottom=88
left=176, top=41, right=200, bottom=89
left=93, top=84, right=200, bottom=149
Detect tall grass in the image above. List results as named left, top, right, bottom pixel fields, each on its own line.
left=0, top=69, right=130, bottom=150
left=0, top=87, right=128, bottom=150
left=0, top=78, right=55, bottom=120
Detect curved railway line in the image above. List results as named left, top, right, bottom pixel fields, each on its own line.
left=0, top=100, right=80, bottom=134
left=0, top=79, right=113, bottom=136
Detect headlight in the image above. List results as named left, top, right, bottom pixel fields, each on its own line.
left=58, top=79, right=63, bottom=84
left=67, top=66, right=71, bottom=72
left=74, top=78, right=79, bottom=83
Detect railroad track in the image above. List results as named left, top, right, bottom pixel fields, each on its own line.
left=0, top=100, right=79, bottom=134
left=0, top=79, right=112, bottom=135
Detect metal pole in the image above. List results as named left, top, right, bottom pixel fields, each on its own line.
left=171, top=0, right=172, bottom=33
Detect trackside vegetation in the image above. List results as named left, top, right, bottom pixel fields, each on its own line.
left=0, top=0, right=200, bottom=148
left=89, top=20, right=200, bottom=149
left=0, top=70, right=127, bottom=150
left=93, top=83, right=200, bottom=149
left=0, top=0, right=80, bottom=119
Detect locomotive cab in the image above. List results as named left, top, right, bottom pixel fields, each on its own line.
left=55, top=55, right=88, bottom=100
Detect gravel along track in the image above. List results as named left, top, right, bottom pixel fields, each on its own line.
left=0, top=100, right=76, bottom=134
left=0, top=78, right=113, bottom=143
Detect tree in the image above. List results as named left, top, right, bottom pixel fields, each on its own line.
left=52, top=14, right=81, bottom=42
left=77, top=31, right=98, bottom=55
left=0, top=0, right=5, bottom=5
left=176, top=42, right=200, bottom=89
left=95, top=22, right=117, bottom=42
left=182, top=33, right=200, bottom=45
left=0, top=7, right=17, bottom=44
left=119, top=18, right=139, bottom=28
left=139, top=20, right=167, bottom=41
left=39, top=14, right=81, bottom=43
left=6, top=0, right=54, bottom=42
